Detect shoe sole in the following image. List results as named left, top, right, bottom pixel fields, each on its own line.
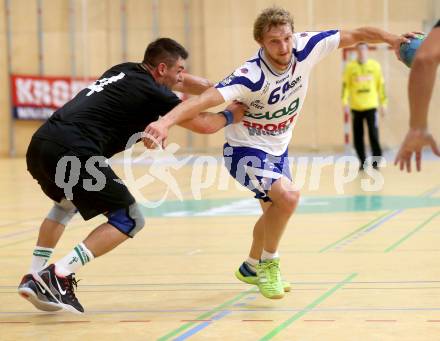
left=261, top=292, right=284, bottom=299
left=31, top=272, right=83, bottom=315
left=235, top=270, right=291, bottom=292
left=260, top=291, right=284, bottom=300
left=18, top=287, right=62, bottom=312
left=235, top=270, right=258, bottom=285
left=258, top=283, right=285, bottom=299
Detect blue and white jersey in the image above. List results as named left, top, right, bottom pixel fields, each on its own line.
left=216, top=30, right=340, bottom=156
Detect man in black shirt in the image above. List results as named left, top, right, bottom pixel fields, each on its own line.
left=18, top=38, right=245, bottom=313
left=395, top=19, right=440, bottom=171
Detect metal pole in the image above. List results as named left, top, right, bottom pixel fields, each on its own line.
left=37, top=0, right=44, bottom=75
left=120, top=0, right=127, bottom=62
left=69, top=0, right=76, bottom=77
left=308, top=0, right=318, bottom=151
left=152, top=0, right=159, bottom=39
left=383, top=0, right=390, bottom=94
left=183, top=0, right=193, bottom=151
left=81, top=0, right=89, bottom=79
left=341, top=49, right=351, bottom=154
left=5, top=0, right=15, bottom=156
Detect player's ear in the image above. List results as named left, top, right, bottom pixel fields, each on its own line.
left=157, top=62, right=168, bottom=76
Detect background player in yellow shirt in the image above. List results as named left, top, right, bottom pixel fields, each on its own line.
left=342, top=43, right=387, bottom=169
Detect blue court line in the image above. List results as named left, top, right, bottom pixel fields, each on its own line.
left=420, top=185, right=440, bottom=198
left=320, top=210, right=400, bottom=252
left=321, top=184, right=440, bottom=252
left=332, top=209, right=404, bottom=251
left=385, top=210, right=440, bottom=252
left=172, top=310, right=231, bottom=341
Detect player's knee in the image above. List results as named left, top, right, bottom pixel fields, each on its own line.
left=277, top=190, right=300, bottom=214
left=106, top=203, right=145, bottom=238
left=46, top=199, right=78, bottom=225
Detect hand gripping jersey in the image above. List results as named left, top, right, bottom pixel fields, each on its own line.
left=216, top=30, right=340, bottom=156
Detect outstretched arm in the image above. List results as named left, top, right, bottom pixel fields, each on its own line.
left=143, top=87, right=225, bottom=147
left=339, top=27, right=417, bottom=59
left=339, top=27, right=401, bottom=48
left=178, top=101, right=247, bottom=134
left=394, top=27, right=440, bottom=172
left=172, top=73, right=214, bottom=95
left=407, top=27, right=440, bottom=131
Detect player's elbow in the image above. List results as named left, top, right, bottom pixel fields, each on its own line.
left=414, top=49, right=440, bottom=67
left=191, top=115, right=223, bottom=134
left=201, top=121, right=222, bottom=134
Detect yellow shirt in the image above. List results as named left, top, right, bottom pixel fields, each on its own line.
left=342, top=59, right=387, bottom=111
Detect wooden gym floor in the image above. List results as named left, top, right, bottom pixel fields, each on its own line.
left=1, top=154, right=440, bottom=340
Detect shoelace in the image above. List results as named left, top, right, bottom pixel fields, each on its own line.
left=260, top=262, right=280, bottom=281
left=63, top=275, right=80, bottom=300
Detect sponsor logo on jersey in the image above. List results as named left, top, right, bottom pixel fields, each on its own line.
left=276, top=75, right=289, bottom=84
left=288, top=75, right=302, bottom=90
left=240, top=68, right=249, bottom=74
left=243, top=113, right=298, bottom=134
left=261, top=82, right=270, bottom=95
left=247, top=126, right=290, bottom=136
left=220, top=73, right=236, bottom=86
left=250, top=99, right=264, bottom=110
left=245, top=98, right=299, bottom=120
left=300, top=32, right=308, bottom=37
left=355, top=74, right=373, bottom=82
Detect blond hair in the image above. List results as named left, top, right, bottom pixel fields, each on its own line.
left=253, top=6, right=294, bottom=42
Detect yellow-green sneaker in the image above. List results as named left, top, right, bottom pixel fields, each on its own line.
left=235, top=262, right=291, bottom=292
left=255, top=258, right=284, bottom=299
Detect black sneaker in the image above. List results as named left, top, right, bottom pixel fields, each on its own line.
left=18, top=273, right=62, bottom=312
left=33, top=264, right=84, bottom=314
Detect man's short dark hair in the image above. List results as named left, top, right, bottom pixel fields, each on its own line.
left=143, top=38, right=188, bottom=67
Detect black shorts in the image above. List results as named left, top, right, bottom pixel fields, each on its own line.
left=26, top=137, right=135, bottom=220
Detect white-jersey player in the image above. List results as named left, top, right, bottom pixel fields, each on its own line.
left=217, top=30, right=339, bottom=156
left=145, top=6, right=415, bottom=299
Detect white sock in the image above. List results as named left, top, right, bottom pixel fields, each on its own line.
left=29, top=246, right=53, bottom=273
left=245, top=257, right=259, bottom=272
left=261, top=249, right=279, bottom=261
left=55, top=242, right=94, bottom=276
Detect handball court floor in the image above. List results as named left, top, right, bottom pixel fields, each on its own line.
left=1, top=153, right=440, bottom=341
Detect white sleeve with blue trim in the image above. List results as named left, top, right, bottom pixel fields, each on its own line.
left=294, top=30, right=340, bottom=66
left=215, top=59, right=265, bottom=102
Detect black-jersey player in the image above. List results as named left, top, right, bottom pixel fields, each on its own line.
left=18, top=38, right=246, bottom=313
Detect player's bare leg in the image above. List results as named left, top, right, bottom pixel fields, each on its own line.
left=253, top=177, right=299, bottom=298
left=248, top=200, right=271, bottom=260
left=36, top=218, right=66, bottom=249
left=236, top=177, right=298, bottom=296
left=262, top=177, right=299, bottom=252
left=82, top=223, right=129, bottom=257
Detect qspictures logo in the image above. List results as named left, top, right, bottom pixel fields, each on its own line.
left=53, top=132, right=386, bottom=208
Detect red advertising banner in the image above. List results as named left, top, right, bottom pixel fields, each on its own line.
left=11, top=74, right=95, bottom=120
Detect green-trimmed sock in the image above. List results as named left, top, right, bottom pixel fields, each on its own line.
left=55, top=242, right=95, bottom=276
left=29, top=246, right=53, bottom=273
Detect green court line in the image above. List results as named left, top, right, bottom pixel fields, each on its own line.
left=385, top=210, right=440, bottom=252
left=157, top=287, right=255, bottom=341
left=318, top=211, right=392, bottom=253
left=259, top=273, right=357, bottom=341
